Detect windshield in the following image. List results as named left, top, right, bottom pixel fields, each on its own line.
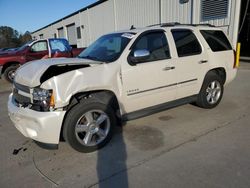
left=78, top=33, right=134, bottom=63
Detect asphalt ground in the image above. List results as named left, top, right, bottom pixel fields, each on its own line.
left=0, top=62, right=250, bottom=188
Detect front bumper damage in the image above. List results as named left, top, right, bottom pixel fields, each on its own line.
left=8, top=94, right=66, bottom=146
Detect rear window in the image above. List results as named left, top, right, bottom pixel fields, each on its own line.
left=200, top=30, right=232, bottom=52
left=171, top=29, right=202, bottom=57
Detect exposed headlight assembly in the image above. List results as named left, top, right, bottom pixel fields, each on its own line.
left=32, top=88, right=55, bottom=111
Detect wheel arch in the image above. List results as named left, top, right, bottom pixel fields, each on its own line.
left=59, top=90, right=121, bottom=141
left=2, top=61, right=20, bottom=74
left=205, top=67, right=226, bottom=84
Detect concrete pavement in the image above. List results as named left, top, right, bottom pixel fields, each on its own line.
left=0, top=63, right=250, bottom=188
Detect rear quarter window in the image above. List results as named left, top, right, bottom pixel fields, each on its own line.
left=200, top=30, right=232, bottom=52
left=171, top=29, right=202, bottom=57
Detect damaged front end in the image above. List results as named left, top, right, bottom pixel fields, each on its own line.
left=12, top=57, right=98, bottom=111
left=13, top=82, right=55, bottom=112
left=40, top=64, right=90, bottom=83
left=7, top=60, right=93, bottom=145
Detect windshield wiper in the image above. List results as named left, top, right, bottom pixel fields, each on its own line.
left=79, top=55, right=105, bottom=63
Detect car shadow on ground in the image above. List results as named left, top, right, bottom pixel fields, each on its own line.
left=96, top=124, right=128, bottom=187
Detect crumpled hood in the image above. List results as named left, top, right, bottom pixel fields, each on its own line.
left=14, top=57, right=100, bottom=87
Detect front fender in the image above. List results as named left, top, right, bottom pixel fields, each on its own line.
left=40, top=63, right=122, bottom=109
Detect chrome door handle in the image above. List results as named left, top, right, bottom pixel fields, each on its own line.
left=163, top=66, right=175, bottom=71
left=199, top=60, right=208, bottom=64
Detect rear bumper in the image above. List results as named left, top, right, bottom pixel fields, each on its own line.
left=8, top=93, right=66, bottom=144
left=225, top=68, right=237, bottom=85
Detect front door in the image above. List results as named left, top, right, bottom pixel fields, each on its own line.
left=26, top=40, right=49, bottom=61
left=121, top=30, right=177, bottom=113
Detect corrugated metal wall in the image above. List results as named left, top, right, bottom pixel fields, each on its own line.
left=88, top=0, right=115, bottom=42
left=114, top=0, right=160, bottom=29
left=32, top=0, right=240, bottom=48
left=161, top=0, right=192, bottom=24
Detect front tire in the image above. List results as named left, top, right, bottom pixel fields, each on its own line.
left=63, top=99, right=116, bottom=153
left=196, top=72, right=224, bottom=109
left=4, top=65, right=19, bottom=83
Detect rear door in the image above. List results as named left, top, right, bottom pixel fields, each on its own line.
left=171, top=29, right=209, bottom=99
left=26, top=40, right=49, bottom=61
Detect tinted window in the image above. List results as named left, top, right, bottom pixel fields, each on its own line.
left=172, top=30, right=202, bottom=57
left=200, top=30, right=232, bottom=52
left=131, top=32, right=170, bottom=62
left=31, top=41, right=47, bottom=52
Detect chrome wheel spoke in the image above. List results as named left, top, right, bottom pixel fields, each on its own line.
left=97, top=128, right=106, bottom=138
left=206, top=88, right=212, bottom=93
left=215, top=87, right=221, bottom=92
left=75, top=109, right=111, bottom=147
left=211, top=81, right=216, bottom=89
left=85, top=112, right=94, bottom=123
left=83, top=132, right=93, bottom=145
left=96, top=114, right=107, bottom=125
left=211, top=96, right=215, bottom=104
left=207, top=93, right=212, bottom=101
left=206, top=80, right=222, bottom=105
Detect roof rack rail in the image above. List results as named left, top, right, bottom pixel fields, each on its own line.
left=176, top=23, right=215, bottom=27
left=130, top=25, right=136, bottom=30
left=161, top=22, right=181, bottom=27
left=147, top=22, right=180, bottom=27
left=147, top=22, right=215, bottom=28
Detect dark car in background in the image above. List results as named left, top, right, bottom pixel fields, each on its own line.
left=0, top=38, right=85, bottom=82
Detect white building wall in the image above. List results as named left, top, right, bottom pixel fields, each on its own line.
left=32, top=0, right=241, bottom=48
left=114, top=0, right=160, bottom=30
left=78, top=11, right=90, bottom=48
left=161, top=0, right=192, bottom=24
left=88, top=0, right=115, bottom=42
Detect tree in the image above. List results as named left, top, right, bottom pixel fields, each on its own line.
left=20, top=31, right=32, bottom=44
left=0, top=26, right=32, bottom=49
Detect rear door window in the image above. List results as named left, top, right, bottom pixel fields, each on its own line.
left=171, top=29, right=202, bottom=57
left=200, top=30, right=232, bottom=52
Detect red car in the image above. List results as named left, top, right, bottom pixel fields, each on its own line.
left=0, top=38, right=84, bottom=82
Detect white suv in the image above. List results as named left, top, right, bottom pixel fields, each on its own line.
left=8, top=23, right=237, bottom=152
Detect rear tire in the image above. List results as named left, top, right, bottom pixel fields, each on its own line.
left=4, top=65, right=19, bottom=83
left=196, top=72, right=224, bottom=109
left=63, top=98, right=116, bottom=153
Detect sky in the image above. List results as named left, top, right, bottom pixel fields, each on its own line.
left=0, top=0, right=97, bottom=34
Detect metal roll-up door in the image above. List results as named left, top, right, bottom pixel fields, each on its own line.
left=67, top=24, right=77, bottom=45
left=58, top=27, right=64, bottom=38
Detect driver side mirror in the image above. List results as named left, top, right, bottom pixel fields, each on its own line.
left=129, top=49, right=150, bottom=65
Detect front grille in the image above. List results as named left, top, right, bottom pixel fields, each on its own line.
left=14, top=82, right=30, bottom=93
left=13, top=82, right=31, bottom=106
left=13, top=88, right=31, bottom=106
